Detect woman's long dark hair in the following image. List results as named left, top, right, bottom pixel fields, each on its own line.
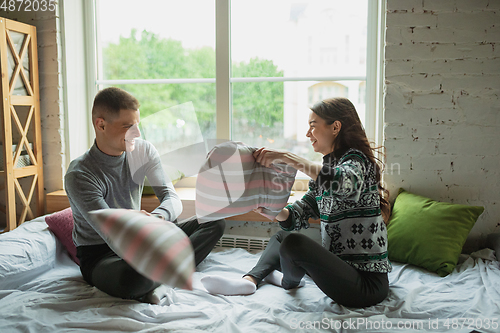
left=311, top=97, right=391, bottom=222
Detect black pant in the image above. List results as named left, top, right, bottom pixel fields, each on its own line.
left=246, top=231, right=389, bottom=308
left=77, top=216, right=225, bottom=300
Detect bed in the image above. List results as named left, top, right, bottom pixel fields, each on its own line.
left=1, top=214, right=499, bottom=333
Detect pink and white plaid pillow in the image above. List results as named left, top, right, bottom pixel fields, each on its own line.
left=88, top=209, right=194, bottom=290
left=195, top=141, right=297, bottom=223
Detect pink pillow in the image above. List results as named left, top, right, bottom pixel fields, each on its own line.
left=45, top=208, right=80, bottom=265
left=88, top=209, right=195, bottom=290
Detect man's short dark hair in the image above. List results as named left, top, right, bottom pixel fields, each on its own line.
left=92, top=87, right=140, bottom=122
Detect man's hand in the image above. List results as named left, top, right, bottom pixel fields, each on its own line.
left=137, top=210, right=165, bottom=220
left=139, top=210, right=152, bottom=216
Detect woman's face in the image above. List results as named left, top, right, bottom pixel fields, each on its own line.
left=306, top=111, right=338, bottom=156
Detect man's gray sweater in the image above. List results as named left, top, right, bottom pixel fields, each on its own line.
left=65, top=139, right=183, bottom=247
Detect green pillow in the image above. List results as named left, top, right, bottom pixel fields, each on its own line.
left=387, top=188, right=484, bottom=277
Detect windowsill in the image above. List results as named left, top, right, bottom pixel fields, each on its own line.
left=175, top=175, right=311, bottom=191
left=45, top=185, right=318, bottom=223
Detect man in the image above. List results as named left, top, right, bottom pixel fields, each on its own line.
left=65, top=87, right=225, bottom=303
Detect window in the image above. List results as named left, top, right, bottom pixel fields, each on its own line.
left=95, top=0, right=217, bottom=143
left=230, top=1, right=368, bottom=163
left=86, top=0, right=383, bottom=177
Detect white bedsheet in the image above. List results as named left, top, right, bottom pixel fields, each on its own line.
left=0, top=218, right=499, bottom=333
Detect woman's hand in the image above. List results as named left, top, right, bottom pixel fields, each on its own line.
left=275, top=208, right=290, bottom=222
left=253, top=147, right=323, bottom=180
left=253, top=207, right=290, bottom=222
left=253, top=207, right=266, bottom=216
left=253, top=147, right=290, bottom=168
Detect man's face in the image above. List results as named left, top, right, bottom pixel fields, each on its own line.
left=99, top=109, right=141, bottom=156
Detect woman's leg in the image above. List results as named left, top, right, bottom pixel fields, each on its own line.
left=486, top=232, right=500, bottom=260
left=244, top=230, right=290, bottom=284
left=201, top=230, right=291, bottom=295
left=279, top=233, right=389, bottom=308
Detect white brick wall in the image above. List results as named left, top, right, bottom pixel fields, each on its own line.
left=1, top=3, right=66, bottom=197
left=384, top=0, right=500, bottom=234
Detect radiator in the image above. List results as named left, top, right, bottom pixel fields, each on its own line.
left=216, top=234, right=269, bottom=251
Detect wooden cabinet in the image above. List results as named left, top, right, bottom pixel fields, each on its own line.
left=0, top=18, right=44, bottom=232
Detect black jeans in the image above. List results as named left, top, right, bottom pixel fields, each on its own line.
left=245, top=230, right=389, bottom=308
left=77, top=216, right=225, bottom=300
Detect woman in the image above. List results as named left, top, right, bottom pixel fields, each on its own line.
left=202, top=97, right=392, bottom=308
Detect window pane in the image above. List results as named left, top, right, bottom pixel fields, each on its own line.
left=101, top=83, right=216, bottom=140
left=100, top=83, right=216, bottom=179
left=231, top=81, right=365, bottom=164
left=231, top=81, right=284, bottom=146
left=231, top=0, right=369, bottom=164
left=96, top=0, right=215, bottom=80
left=95, top=0, right=217, bottom=149
left=231, top=0, right=368, bottom=78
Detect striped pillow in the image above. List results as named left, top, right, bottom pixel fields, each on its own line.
left=88, top=209, right=194, bottom=290
left=195, top=141, right=297, bottom=223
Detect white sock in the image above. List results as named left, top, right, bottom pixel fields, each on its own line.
left=201, top=275, right=256, bottom=296
left=264, top=270, right=305, bottom=288
left=143, top=284, right=170, bottom=305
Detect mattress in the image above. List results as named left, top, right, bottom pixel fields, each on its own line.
left=0, top=217, right=499, bottom=333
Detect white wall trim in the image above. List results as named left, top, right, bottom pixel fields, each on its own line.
left=215, top=0, right=231, bottom=141
left=376, top=0, right=386, bottom=148
left=59, top=0, right=92, bottom=167
left=365, top=0, right=385, bottom=147
left=84, top=0, right=98, bottom=146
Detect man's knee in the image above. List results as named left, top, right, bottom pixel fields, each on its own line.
left=210, top=218, right=226, bottom=237
left=118, top=266, right=156, bottom=298
left=93, top=263, right=156, bottom=299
